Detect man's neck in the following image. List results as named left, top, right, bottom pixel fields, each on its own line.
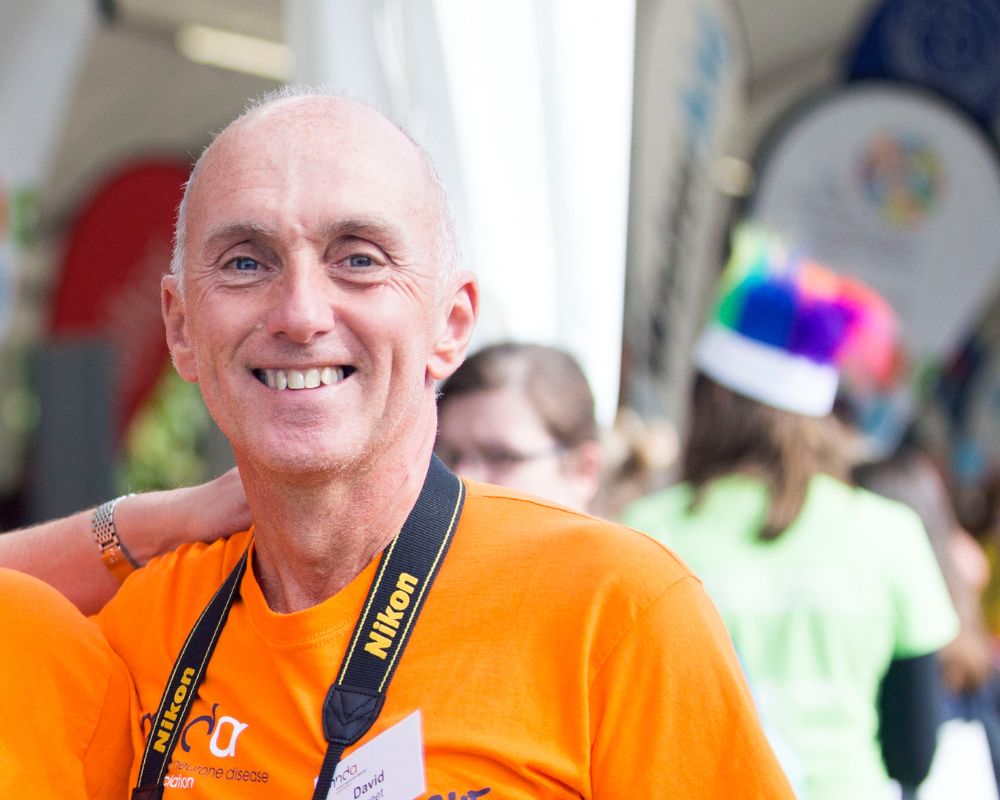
left=242, top=447, right=433, bottom=614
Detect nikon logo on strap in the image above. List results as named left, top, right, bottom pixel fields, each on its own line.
left=153, top=667, right=196, bottom=753
left=364, top=572, right=419, bottom=660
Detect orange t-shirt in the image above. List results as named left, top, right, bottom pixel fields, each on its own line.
left=0, top=568, right=133, bottom=799
left=97, top=481, right=792, bottom=798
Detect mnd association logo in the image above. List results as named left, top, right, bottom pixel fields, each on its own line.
left=142, top=702, right=270, bottom=789
left=141, top=702, right=249, bottom=758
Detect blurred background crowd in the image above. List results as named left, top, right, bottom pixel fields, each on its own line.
left=7, top=0, right=1000, bottom=796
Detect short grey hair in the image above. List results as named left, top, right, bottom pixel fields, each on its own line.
left=170, top=86, right=461, bottom=293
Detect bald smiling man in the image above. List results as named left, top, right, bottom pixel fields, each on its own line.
left=73, top=88, right=792, bottom=799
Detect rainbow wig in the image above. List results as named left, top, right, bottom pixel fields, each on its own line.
left=694, top=225, right=898, bottom=417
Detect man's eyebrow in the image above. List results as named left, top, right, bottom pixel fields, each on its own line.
left=202, top=219, right=405, bottom=248
left=201, top=222, right=276, bottom=256
left=197, top=219, right=411, bottom=269
left=319, top=218, right=407, bottom=246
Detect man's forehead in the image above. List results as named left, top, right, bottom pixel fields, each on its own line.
left=187, top=99, right=431, bottom=214
left=189, top=99, right=425, bottom=208
left=212, top=95, right=415, bottom=166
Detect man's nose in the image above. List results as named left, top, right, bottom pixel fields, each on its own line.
left=265, top=260, right=335, bottom=343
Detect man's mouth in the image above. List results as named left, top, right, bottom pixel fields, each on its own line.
left=252, top=366, right=354, bottom=390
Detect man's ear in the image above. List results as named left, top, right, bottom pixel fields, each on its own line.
left=428, top=272, right=479, bottom=382
left=162, top=275, right=198, bottom=383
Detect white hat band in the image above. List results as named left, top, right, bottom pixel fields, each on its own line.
left=694, top=324, right=839, bottom=417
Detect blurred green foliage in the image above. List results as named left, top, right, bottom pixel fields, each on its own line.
left=118, top=365, right=212, bottom=492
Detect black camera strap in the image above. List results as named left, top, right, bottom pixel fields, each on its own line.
left=132, top=455, right=465, bottom=800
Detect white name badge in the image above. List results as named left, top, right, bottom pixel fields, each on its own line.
left=326, top=710, right=425, bottom=800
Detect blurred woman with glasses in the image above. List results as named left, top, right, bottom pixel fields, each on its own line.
left=435, top=342, right=602, bottom=512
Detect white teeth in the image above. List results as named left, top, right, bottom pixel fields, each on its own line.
left=262, top=367, right=345, bottom=391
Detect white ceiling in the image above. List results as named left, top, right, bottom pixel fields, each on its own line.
left=42, top=0, right=881, bottom=241
left=106, top=0, right=880, bottom=89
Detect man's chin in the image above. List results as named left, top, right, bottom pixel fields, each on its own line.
left=241, top=441, right=372, bottom=482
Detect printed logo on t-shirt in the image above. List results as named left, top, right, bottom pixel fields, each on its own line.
left=428, top=789, right=492, bottom=800
left=141, top=703, right=268, bottom=789
left=142, top=702, right=249, bottom=758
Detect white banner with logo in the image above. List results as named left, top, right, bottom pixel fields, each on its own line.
left=749, top=82, right=1000, bottom=362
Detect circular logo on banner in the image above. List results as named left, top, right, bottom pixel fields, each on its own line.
left=749, top=82, right=1000, bottom=362
left=49, top=160, right=190, bottom=435
left=858, top=130, right=943, bottom=228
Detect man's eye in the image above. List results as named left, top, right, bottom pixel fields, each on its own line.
left=347, top=254, right=374, bottom=268
left=231, top=256, right=260, bottom=271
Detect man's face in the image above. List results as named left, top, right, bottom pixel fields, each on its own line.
left=163, top=98, right=476, bottom=478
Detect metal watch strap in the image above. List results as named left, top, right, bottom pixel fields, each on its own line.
left=93, top=494, right=139, bottom=582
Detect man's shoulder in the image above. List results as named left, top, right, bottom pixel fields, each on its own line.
left=457, top=480, right=698, bottom=588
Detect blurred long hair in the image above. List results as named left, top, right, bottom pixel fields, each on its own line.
left=682, top=373, right=850, bottom=540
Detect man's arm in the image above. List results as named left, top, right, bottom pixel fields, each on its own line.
left=0, top=468, right=250, bottom=614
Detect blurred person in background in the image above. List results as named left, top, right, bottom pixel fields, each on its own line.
left=596, top=405, right=679, bottom=519
left=435, top=340, right=678, bottom=518
left=435, top=341, right=603, bottom=512
left=857, top=440, right=1000, bottom=793
left=838, top=295, right=1000, bottom=794
left=621, top=225, right=959, bottom=800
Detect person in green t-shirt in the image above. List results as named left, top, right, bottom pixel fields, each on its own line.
left=622, top=225, right=959, bottom=800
